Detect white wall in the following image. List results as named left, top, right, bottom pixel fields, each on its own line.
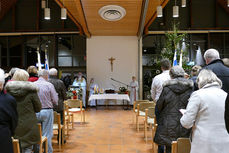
left=87, top=36, right=138, bottom=104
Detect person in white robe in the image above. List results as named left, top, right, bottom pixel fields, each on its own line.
left=72, top=72, right=87, bottom=107
left=129, top=76, right=138, bottom=105
left=89, top=78, right=98, bottom=106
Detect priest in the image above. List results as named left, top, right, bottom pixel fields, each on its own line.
left=72, top=72, right=87, bottom=107
left=129, top=76, right=138, bottom=105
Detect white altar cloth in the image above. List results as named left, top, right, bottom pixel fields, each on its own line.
left=89, top=94, right=130, bottom=102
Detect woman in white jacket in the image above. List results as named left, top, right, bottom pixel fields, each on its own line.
left=180, top=69, right=229, bottom=153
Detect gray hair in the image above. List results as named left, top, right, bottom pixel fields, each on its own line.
left=49, top=68, right=58, bottom=76
left=9, top=67, right=19, bottom=77
left=38, top=69, right=49, bottom=77
left=0, top=68, right=5, bottom=83
left=0, top=69, right=5, bottom=91
left=204, top=49, right=220, bottom=62
left=12, top=69, right=29, bottom=81
left=197, top=69, right=222, bottom=89
left=169, top=66, right=185, bottom=78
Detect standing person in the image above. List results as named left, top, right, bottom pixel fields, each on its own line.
left=34, top=69, right=58, bottom=153
left=181, top=69, right=229, bottom=153
left=190, top=65, right=202, bottom=91
left=72, top=72, right=87, bottom=107
left=27, top=65, right=39, bottom=82
left=0, top=68, right=18, bottom=153
left=129, top=76, right=138, bottom=105
left=48, top=68, right=67, bottom=124
left=203, top=48, right=229, bottom=93
left=5, top=69, right=41, bottom=153
left=154, top=66, right=193, bottom=153
left=89, top=78, right=98, bottom=106
left=151, top=59, right=171, bottom=102
left=151, top=59, right=171, bottom=153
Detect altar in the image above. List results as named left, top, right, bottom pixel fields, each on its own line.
left=88, top=94, right=130, bottom=107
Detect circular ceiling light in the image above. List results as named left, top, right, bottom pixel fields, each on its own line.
left=98, top=5, right=126, bottom=21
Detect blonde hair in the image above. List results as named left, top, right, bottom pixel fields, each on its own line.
left=191, top=65, right=202, bottom=76
left=12, top=69, right=29, bottom=81
left=27, top=66, right=38, bottom=75
left=0, top=69, right=5, bottom=91
left=197, top=69, right=222, bottom=89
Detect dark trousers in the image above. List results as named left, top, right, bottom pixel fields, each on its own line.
left=155, top=106, right=165, bottom=153
left=166, top=146, right=171, bottom=153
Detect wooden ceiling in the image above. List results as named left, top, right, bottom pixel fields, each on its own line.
left=55, top=0, right=169, bottom=37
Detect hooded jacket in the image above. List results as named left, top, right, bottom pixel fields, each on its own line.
left=154, top=78, right=193, bottom=146
left=5, top=81, right=41, bottom=148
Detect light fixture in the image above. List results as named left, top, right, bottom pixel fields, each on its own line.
left=44, top=0, right=50, bottom=20
left=157, top=6, right=163, bottom=17
left=173, top=6, right=179, bottom=17
left=41, top=0, right=46, bottom=9
left=44, top=8, right=50, bottom=20
left=181, top=0, right=186, bottom=7
left=61, top=8, right=67, bottom=19
left=173, top=0, right=179, bottom=18
left=228, top=0, right=229, bottom=7
left=61, top=0, right=67, bottom=20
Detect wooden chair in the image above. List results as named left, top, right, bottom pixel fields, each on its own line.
left=53, top=111, right=64, bottom=149
left=38, top=123, right=48, bottom=153
left=136, top=102, right=154, bottom=132
left=133, top=100, right=149, bottom=125
left=152, top=120, right=158, bottom=153
left=67, top=99, right=85, bottom=126
left=63, top=102, right=70, bottom=136
left=12, top=138, right=20, bottom=153
left=144, top=107, right=155, bottom=142
left=171, top=138, right=191, bottom=153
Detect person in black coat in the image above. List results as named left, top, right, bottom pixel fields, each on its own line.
left=0, top=69, right=18, bottom=153
left=203, top=49, right=229, bottom=93
left=154, top=66, right=193, bottom=153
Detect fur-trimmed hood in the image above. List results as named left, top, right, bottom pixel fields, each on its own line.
left=163, top=78, right=193, bottom=94
left=5, top=81, right=39, bottom=97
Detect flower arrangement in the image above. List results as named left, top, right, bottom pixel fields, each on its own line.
left=66, top=88, right=83, bottom=99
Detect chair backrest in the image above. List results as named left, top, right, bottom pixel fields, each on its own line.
left=53, top=111, right=61, bottom=124
left=67, top=99, right=82, bottom=108
left=139, top=102, right=155, bottom=112
left=133, top=100, right=149, bottom=111
left=177, top=138, right=191, bottom=153
left=147, top=107, right=155, bottom=118
left=37, top=123, right=42, bottom=144
left=12, top=138, right=20, bottom=153
left=172, top=138, right=191, bottom=153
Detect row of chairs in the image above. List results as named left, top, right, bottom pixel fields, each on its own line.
left=12, top=99, right=86, bottom=153
left=133, top=100, right=191, bottom=153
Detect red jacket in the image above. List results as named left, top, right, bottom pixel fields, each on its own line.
left=28, top=77, right=38, bottom=82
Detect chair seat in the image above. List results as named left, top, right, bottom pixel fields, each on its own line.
left=53, top=124, right=63, bottom=130
left=147, top=117, right=154, bottom=124
left=139, top=111, right=145, bottom=116
left=69, top=108, right=84, bottom=112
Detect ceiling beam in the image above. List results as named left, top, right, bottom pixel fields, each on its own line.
left=55, top=0, right=91, bottom=37
left=144, top=0, right=169, bottom=35
left=137, top=0, right=149, bottom=38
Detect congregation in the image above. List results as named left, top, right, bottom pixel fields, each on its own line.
left=1, top=48, right=229, bottom=153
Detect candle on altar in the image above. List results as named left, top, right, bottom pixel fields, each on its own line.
left=97, top=87, right=99, bottom=94
left=94, top=86, right=96, bottom=93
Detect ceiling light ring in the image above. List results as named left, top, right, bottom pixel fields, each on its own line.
left=98, top=5, right=126, bottom=21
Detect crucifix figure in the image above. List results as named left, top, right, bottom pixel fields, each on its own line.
left=108, top=57, right=115, bottom=72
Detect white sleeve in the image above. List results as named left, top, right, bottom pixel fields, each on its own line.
left=180, top=92, right=200, bottom=129
left=151, top=77, right=157, bottom=101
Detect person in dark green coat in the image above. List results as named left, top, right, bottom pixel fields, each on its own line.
left=5, top=69, right=41, bottom=153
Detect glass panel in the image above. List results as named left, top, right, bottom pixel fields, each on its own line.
left=9, top=36, right=23, bottom=56
left=57, top=35, right=72, bottom=56
left=73, top=56, right=86, bottom=66
left=58, top=56, right=72, bottom=66
left=1, top=57, right=7, bottom=66
left=0, top=37, right=8, bottom=56
left=10, top=57, right=21, bottom=67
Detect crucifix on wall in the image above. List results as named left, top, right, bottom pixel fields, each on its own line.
left=108, top=57, right=115, bottom=72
